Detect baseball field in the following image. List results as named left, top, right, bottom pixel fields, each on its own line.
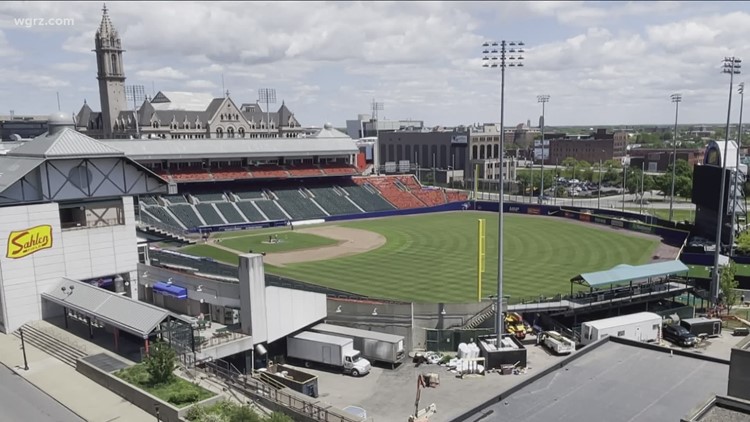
left=181, top=211, right=664, bottom=303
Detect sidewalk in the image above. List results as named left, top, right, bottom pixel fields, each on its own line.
left=0, top=330, right=153, bottom=422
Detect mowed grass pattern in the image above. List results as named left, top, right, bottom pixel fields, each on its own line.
left=265, top=212, right=660, bottom=303
left=217, top=232, right=338, bottom=254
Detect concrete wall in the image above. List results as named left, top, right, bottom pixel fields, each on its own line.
left=323, top=298, right=488, bottom=351
left=729, top=338, right=750, bottom=400
left=76, top=357, right=223, bottom=422
left=0, top=197, right=139, bottom=333
left=138, top=263, right=241, bottom=309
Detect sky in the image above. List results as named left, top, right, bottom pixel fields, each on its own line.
left=1, top=1, right=750, bottom=128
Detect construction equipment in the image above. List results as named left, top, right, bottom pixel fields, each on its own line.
left=539, top=331, right=575, bottom=355
left=505, top=312, right=533, bottom=339
left=410, top=373, right=439, bottom=421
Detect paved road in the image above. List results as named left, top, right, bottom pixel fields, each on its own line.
left=0, top=364, right=83, bottom=422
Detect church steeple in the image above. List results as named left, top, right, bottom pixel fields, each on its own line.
left=94, top=3, right=127, bottom=138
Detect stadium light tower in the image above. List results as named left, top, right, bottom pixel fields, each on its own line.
left=482, top=40, right=525, bottom=340
left=731, top=82, right=745, bottom=256
left=125, top=85, right=145, bottom=139
left=258, top=88, right=277, bottom=138
left=371, top=99, right=384, bottom=175
left=712, top=56, right=741, bottom=306
left=669, top=93, right=682, bottom=221
left=537, top=95, right=550, bottom=202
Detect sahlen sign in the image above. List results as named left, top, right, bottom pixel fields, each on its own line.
left=6, top=225, right=53, bottom=259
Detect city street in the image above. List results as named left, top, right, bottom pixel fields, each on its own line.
left=0, top=364, right=83, bottom=422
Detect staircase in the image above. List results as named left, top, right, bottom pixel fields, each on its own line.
left=14, top=323, right=88, bottom=367
left=137, top=221, right=198, bottom=244
left=462, top=303, right=496, bottom=329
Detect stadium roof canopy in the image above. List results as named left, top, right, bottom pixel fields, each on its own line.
left=100, top=137, right=358, bottom=160
left=570, top=260, right=689, bottom=288
left=41, top=277, right=182, bottom=338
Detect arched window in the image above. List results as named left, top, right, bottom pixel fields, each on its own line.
left=152, top=121, right=159, bottom=128
left=238, top=127, right=245, bottom=138
left=216, top=127, right=223, bottom=138
left=227, top=127, right=235, bottom=138
left=111, top=53, right=118, bottom=74
left=196, top=122, right=201, bottom=130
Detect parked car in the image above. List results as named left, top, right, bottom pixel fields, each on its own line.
left=662, top=324, right=698, bottom=347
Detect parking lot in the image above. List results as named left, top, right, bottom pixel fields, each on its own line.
left=658, top=328, right=744, bottom=361
left=285, top=343, right=569, bottom=422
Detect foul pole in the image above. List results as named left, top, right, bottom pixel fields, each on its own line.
left=477, top=218, right=486, bottom=302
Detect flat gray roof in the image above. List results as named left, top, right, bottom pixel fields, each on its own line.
left=100, top=137, right=358, bottom=161
left=461, top=341, right=728, bottom=422
left=42, top=278, right=174, bottom=339
left=293, top=331, right=353, bottom=346
left=571, top=260, right=689, bottom=288
left=313, top=323, right=404, bottom=343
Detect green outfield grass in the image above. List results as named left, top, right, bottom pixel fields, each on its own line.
left=213, top=232, right=338, bottom=254
left=625, top=208, right=695, bottom=223
left=182, top=244, right=241, bottom=266
left=236, top=211, right=658, bottom=303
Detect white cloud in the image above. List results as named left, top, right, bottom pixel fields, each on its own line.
left=136, top=66, right=189, bottom=80
left=186, top=79, right=217, bottom=89
left=53, top=61, right=89, bottom=72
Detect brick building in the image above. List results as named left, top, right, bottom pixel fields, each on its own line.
left=628, top=148, right=705, bottom=172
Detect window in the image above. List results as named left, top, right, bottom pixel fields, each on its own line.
left=110, top=53, right=118, bottom=74
left=227, top=127, right=235, bottom=138
left=152, top=121, right=159, bottom=128
left=216, top=127, right=223, bottom=138
left=652, top=324, right=660, bottom=330
left=238, top=127, right=245, bottom=138
left=617, top=330, right=625, bottom=337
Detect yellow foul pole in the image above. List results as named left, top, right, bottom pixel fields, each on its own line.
left=477, top=218, right=486, bottom=302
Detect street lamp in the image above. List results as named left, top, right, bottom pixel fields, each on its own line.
left=537, top=95, right=550, bottom=203
left=19, top=328, right=29, bottom=370
left=731, top=82, right=745, bottom=256
left=482, top=39, right=525, bottom=340
left=712, top=56, right=742, bottom=306
left=669, top=93, right=682, bottom=221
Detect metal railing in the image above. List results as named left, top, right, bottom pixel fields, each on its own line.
left=201, top=360, right=363, bottom=422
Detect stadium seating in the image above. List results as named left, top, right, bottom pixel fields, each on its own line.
left=236, top=201, right=268, bottom=222
left=409, top=186, right=447, bottom=206
left=287, top=164, right=324, bottom=177
left=170, top=168, right=214, bottom=181
left=254, top=200, right=288, bottom=221
left=211, top=167, right=251, bottom=180
left=234, top=189, right=266, bottom=200
left=307, top=186, right=362, bottom=215
left=215, top=202, right=246, bottom=224
left=139, top=196, right=159, bottom=205
left=273, top=188, right=328, bottom=220
left=358, top=177, right=425, bottom=209
left=163, top=195, right=188, bottom=204
left=341, top=185, right=395, bottom=212
left=250, top=164, right=289, bottom=179
left=446, top=191, right=469, bottom=202
left=195, top=203, right=225, bottom=226
left=143, top=206, right=183, bottom=228
left=193, top=193, right=226, bottom=202
left=321, top=163, right=358, bottom=175
left=168, top=204, right=205, bottom=228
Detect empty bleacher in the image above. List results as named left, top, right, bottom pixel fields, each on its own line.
left=211, top=167, right=251, bottom=180
left=250, top=164, right=289, bottom=179
left=446, top=191, right=469, bottom=202
left=193, top=193, right=226, bottom=202
left=195, top=203, right=225, bottom=226
left=143, top=206, right=183, bottom=228
left=215, top=202, right=246, bottom=224
left=169, top=168, right=213, bottom=182
left=274, top=188, right=327, bottom=220
left=139, top=196, right=159, bottom=205
left=255, top=201, right=288, bottom=221
left=321, top=163, right=358, bottom=175
left=236, top=201, right=267, bottom=222
left=342, top=185, right=395, bottom=212
left=287, top=164, right=324, bottom=177
left=357, top=177, right=425, bottom=209
left=163, top=195, right=188, bottom=204
left=235, top=189, right=266, bottom=200
left=168, top=204, right=204, bottom=228
left=307, top=186, right=362, bottom=215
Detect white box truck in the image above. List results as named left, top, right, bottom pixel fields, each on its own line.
left=311, top=323, right=405, bottom=368
left=580, top=312, right=662, bottom=345
left=287, top=331, right=371, bottom=377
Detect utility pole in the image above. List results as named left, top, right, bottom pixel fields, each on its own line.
left=669, top=93, right=682, bottom=221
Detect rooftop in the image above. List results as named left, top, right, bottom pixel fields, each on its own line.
left=571, top=260, right=689, bottom=288
left=463, top=340, right=728, bottom=422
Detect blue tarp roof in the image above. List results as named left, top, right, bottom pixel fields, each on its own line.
left=153, top=281, right=188, bottom=299
left=571, top=260, right=689, bottom=288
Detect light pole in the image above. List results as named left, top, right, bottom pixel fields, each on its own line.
left=482, top=39, right=524, bottom=340
left=640, top=161, right=645, bottom=215
left=622, top=164, right=627, bottom=212
left=19, top=328, right=29, bottom=370
left=257, top=88, right=277, bottom=138
left=731, top=82, right=745, bottom=256
left=372, top=99, right=384, bottom=175
left=669, top=93, right=682, bottom=221
left=537, top=95, right=550, bottom=203
left=712, top=56, right=742, bottom=306
left=597, top=154, right=603, bottom=209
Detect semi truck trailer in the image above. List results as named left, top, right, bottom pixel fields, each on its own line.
left=580, top=312, right=662, bottom=346
left=311, top=323, right=405, bottom=368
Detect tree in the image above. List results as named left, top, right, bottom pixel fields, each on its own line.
left=720, top=261, right=740, bottom=312
left=737, top=231, right=750, bottom=256
left=144, top=341, right=176, bottom=385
